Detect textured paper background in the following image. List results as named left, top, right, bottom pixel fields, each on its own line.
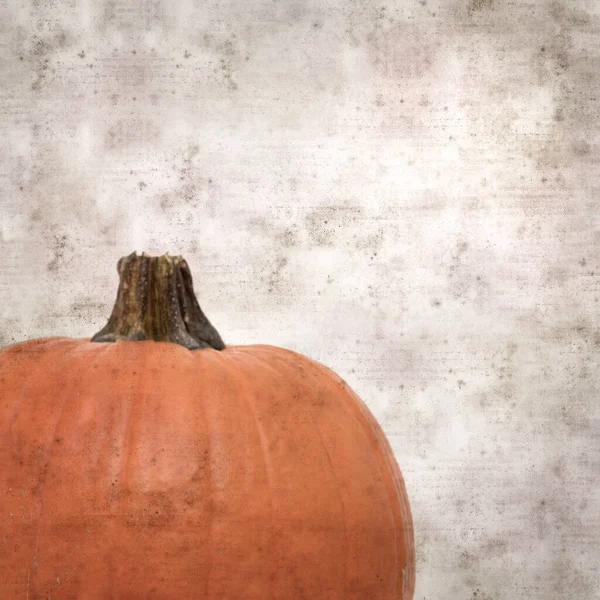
left=1, top=0, right=599, bottom=598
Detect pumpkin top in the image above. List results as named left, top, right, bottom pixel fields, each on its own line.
left=92, top=252, right=225, bottom=351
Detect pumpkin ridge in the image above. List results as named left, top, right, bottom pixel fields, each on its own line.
left=312, top=401, right=351, bottom=597
left=228, top=351, right=277, bottom=600
left=245, top=346, right=401, bottom=598
left=334, top=382, right=415, bottom=599
left=0, top=339, right=81, bottom=440
left=23, top=342, right=107, bottom=595
left=297, top=356, right=413, bottom=599
left=33, top=343, right=112, bottom=597
left=194, top=351, right=218, bottom=598
left=308, top=359, right=400, bottom=599
left=257, top=348, right=352, bottom=597
left=116, top=344, right=151, bottom=496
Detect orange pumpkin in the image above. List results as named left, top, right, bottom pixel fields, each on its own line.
left=0, top=253, right=414, bottom=599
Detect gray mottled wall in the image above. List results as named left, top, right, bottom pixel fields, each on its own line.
left=1, top=0, right=599, bottom=598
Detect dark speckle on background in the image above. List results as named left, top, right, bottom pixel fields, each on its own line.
left=467, top=0, right=494, bottom=17
left=47, top=234, right=71, bottom=273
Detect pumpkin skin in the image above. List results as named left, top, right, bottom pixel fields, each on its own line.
left=0, top=336, right=414, bottom=599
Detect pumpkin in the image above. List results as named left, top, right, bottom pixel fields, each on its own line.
left=0, top=252, right=415, bottom=599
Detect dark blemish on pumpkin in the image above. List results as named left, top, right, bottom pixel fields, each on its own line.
left=124, top=491, right=176, bottom=528
left=191, top=449, right=210, bottom=482
left=183, top=491, right=197, bottom=507
left=78, top=50, right=85, bottom=58
left=138, top=181, right=146, bottom=190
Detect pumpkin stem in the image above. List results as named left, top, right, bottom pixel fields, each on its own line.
left=91, top=252, right=225, bottom=350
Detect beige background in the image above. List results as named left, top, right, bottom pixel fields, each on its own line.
left=1, top=0, right=599, bottom=598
